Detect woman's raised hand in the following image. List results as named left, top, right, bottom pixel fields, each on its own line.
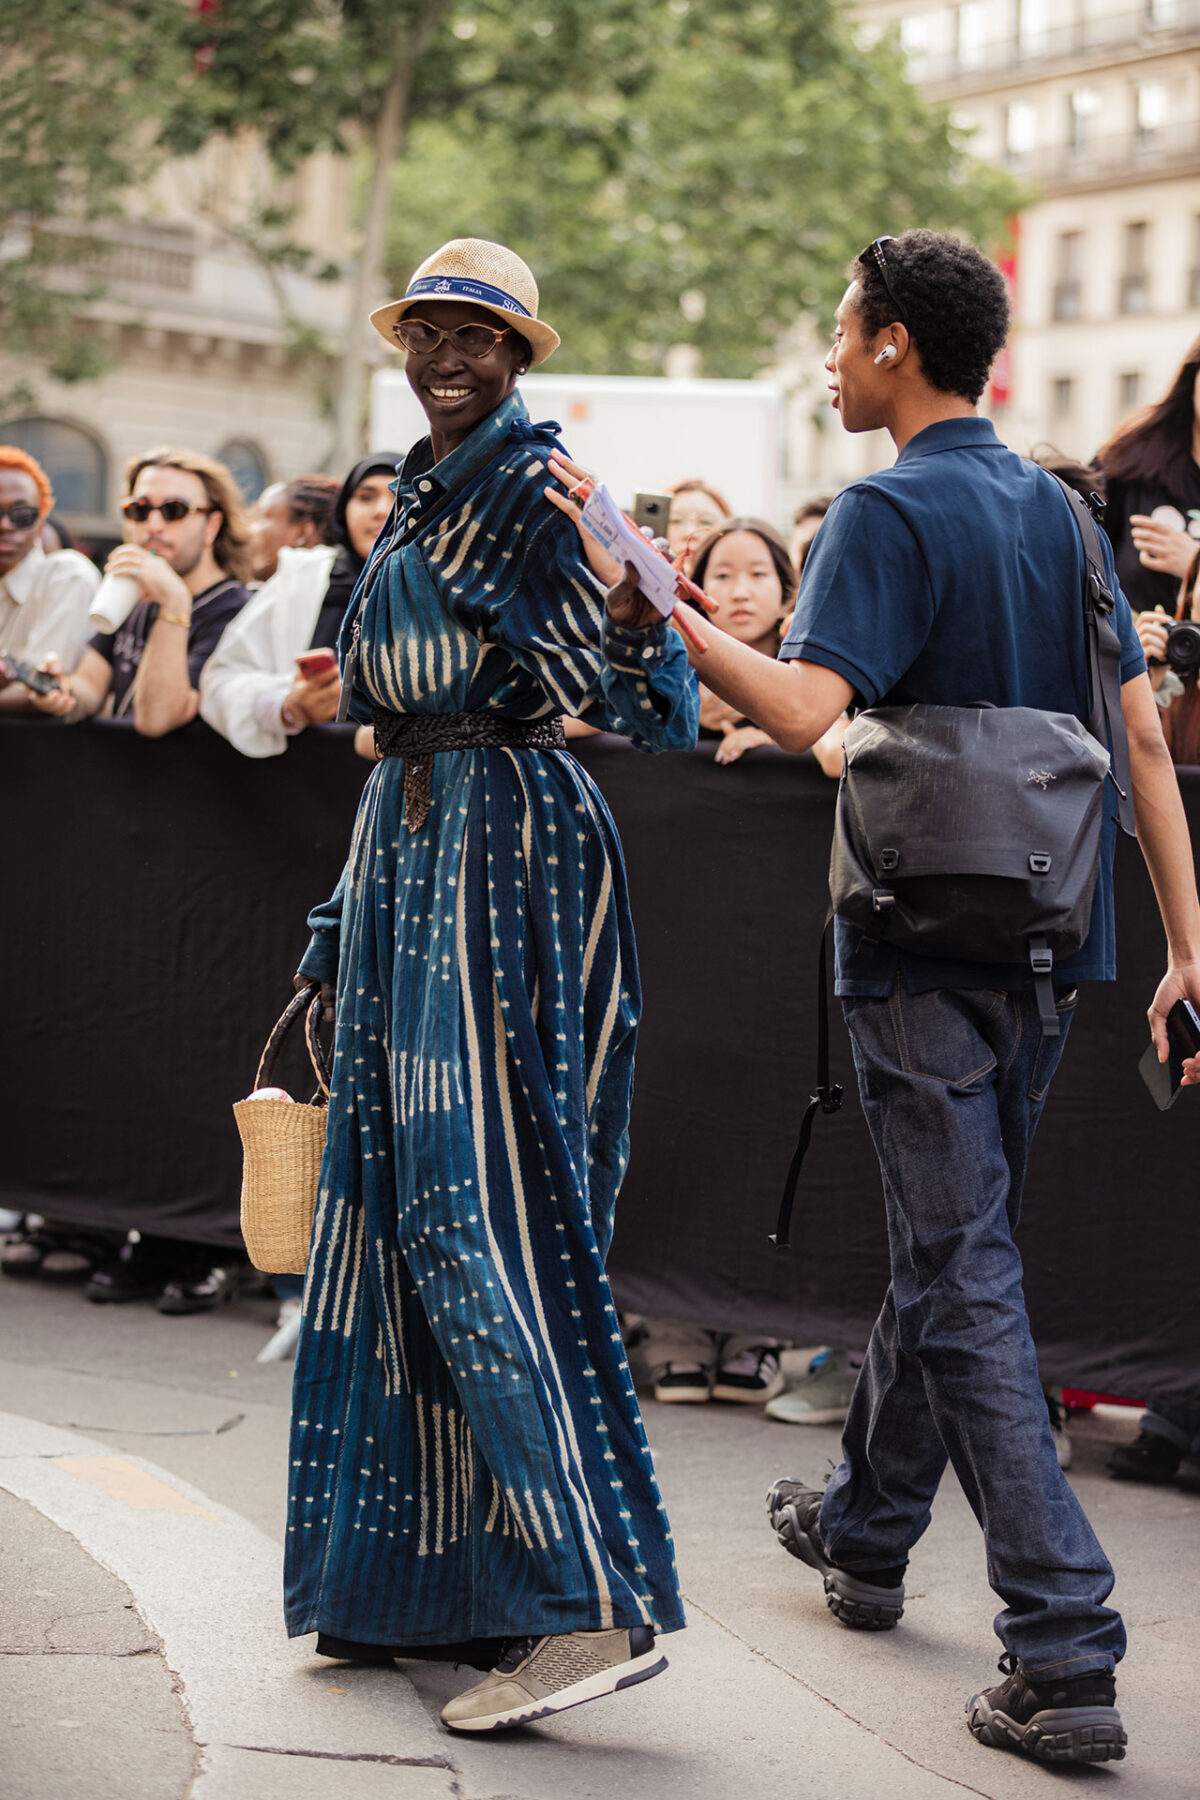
left=544, top=451, right=669, bottom=631
left=543, top=452, right=624, bottom=588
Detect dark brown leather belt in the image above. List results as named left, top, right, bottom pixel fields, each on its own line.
left=371, top=708, right=567, bottom=833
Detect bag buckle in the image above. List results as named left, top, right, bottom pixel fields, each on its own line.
left=871, top=889, right=896, bottom=914
left=1088, top=570, right=1114, bottom=615
left=878, top=847, right=900, bottom=872
left=1029, top=944, right=1054, bottom=975
left=1029, top=852, right=1052, bottom=874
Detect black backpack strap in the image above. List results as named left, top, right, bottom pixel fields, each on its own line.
left=1050, top=474, right=1137, bottom=839
left=1028, top=936, right=1060, bottom=1039
left=769, top=917, right=843, bottom=1250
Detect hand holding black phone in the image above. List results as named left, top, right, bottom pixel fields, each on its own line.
left=0, top=654, right=62, bottom=696
left=1138, top=998, right=1200, bottom=1110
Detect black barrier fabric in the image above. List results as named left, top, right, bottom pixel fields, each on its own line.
left=4, top=718, right=1198, bottom=1403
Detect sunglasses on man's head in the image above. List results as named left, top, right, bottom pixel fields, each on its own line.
left=393, top=317, right=513, bottom=358
left=0, top=502, right=40, bottom=529
left=121, top=496, right=211, bottom=524
left=861, top=235, right=910, bottom=328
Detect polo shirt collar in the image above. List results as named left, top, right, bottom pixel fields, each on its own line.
left=1, top=540, right=45, bottom=605
left=400, top=389, right=528, bottom=508
left=896, top=416, right=1000, bottom=463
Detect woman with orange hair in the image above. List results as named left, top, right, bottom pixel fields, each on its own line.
left=0, top=444, right=98, bottom=712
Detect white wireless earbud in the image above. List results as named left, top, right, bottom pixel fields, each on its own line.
left=874, top=344, right=898, bottom=365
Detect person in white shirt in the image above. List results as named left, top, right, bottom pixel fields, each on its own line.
left=249, top=474, right=340, bottom=584
left=0, top=446, right=99, bottom=713
left=201, top=451, right=398, bottom=759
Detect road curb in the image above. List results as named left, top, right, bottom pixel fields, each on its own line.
left=0, top=1411, right=455, bottom=1795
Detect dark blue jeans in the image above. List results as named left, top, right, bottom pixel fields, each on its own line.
left=820, top=984, right=1126, bottom=1681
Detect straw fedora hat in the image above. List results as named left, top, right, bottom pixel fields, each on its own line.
left=369, top=239, right=560, bottom=367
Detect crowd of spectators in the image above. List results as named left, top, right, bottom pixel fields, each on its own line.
left=1, top=412, right=1196, bottom=1481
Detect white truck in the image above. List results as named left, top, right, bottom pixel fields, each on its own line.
left=369, top=369, right=787, bottom=522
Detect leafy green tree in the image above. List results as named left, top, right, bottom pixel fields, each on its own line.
left=0, top=0, right=187, bottom=402
left=381, top=3, right=1020, bottom=377
left=159, top=0, right=663, bottom=467
left=1, top=0, right=1019, bottom=452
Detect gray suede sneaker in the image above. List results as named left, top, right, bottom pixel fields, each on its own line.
left=440, top=1626, right=667, bottom=1733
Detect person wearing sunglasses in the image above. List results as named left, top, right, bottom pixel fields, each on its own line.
left=285, top=239, right=694, bottom=1737
left=32, top=446, right=251, bottom=736
left=0, top=445, right=99, bottom=714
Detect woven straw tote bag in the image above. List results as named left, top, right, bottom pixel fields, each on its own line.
left=234, top=988, right=331, bottom=1274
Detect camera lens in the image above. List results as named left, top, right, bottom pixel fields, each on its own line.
left=1165, top=621, right=1200, bottom=676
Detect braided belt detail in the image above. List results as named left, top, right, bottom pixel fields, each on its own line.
left=372, top=709, right=567, bottom=833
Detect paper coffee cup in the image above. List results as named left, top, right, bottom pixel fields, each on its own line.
left=89, top=572, right=143, bottom=635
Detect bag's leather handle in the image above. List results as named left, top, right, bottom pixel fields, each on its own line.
left=253, top=988, right=331, bottom=1101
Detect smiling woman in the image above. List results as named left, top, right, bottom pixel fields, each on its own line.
left=285, top=239, right=697, bottom=1736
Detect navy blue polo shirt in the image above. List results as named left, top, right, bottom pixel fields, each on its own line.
left=779, top=417, right=1146, bottom=996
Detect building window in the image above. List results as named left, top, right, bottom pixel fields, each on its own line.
left=0, top=415, right=109, bottom=518
left=1052, top=231, right=1083, bottom=321
left=1017, top=0, right=1050, bottom=56
left=1005, top=100, right=1038, bottom=162
left=899, top=12, right=932, bottom=76
left=217, top=440, right=270, bottom=501
left=1067, top=87, right=1101, bottom=154
left=1051, top=377, right=1074, bottom=422
left=956, top=2, right=988, bottom=70
left=1119, top=221, right=1150, bottom=313
left=1118, top=372, right=1142, bottom=413
left=1146, top=0, right=1183, bottom=28
left=1135, top=80, right=1169, bottom=144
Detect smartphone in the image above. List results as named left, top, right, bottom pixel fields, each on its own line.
left=632, top=491, right=673, bottom=536
left=296, top=650, right=338, bottom=680
left=1138, top=997, right=1200, bottom=1111
left=0, top=654, right=62, bottom=696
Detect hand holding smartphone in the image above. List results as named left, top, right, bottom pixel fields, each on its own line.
left=0, top=654, right=63, bottom=696
left=296, top=649, right=338, bottom=682
left=1139, top=998, right=1200, bottom=1110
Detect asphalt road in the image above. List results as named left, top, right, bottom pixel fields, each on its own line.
left=1, top=1275, right=1195, bottom=1800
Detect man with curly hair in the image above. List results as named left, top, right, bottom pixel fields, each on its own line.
left=0, top=445, right=98, bottom=712
left=605, top=231, right=1200, bottom=1765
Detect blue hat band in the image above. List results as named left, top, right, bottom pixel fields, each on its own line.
left=405, top=275, right=533, bottom=319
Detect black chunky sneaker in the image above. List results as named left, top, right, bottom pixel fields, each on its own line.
left=765, top=1478, right=906, bottom=1630
left=967, top=1654, right=1126, bottom=1764
left=1106, top=1430, right=1182, bottom=1485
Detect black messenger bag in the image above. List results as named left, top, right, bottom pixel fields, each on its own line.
left=769, top=475, right=1138, bottom=1250
left=829, top=700, right=1111, bottom=1033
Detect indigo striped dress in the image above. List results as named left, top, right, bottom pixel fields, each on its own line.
left=285, top=392, right=696, bottom=1648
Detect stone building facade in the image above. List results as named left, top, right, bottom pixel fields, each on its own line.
left=0, top=134, right=354, bottom=543
left=785, top=0, right=1200, bottom=504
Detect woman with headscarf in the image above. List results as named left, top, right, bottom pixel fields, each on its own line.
left=199, top=453, right=400, bottom=758
left=286, top=239, right=695, bottom=1734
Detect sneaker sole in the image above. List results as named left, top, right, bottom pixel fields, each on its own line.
left=653, top=1387, right=710, bottom=1404
left=966, top=1693, right=1127, bottom=1764
left=763, top=1404, right=851, bottom=1426
left=711, top=1377, right=786, bottom=1405
left=765, top=1481, right=904, bottom=1631
left=442, top=1647, right=668, bottom=1733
